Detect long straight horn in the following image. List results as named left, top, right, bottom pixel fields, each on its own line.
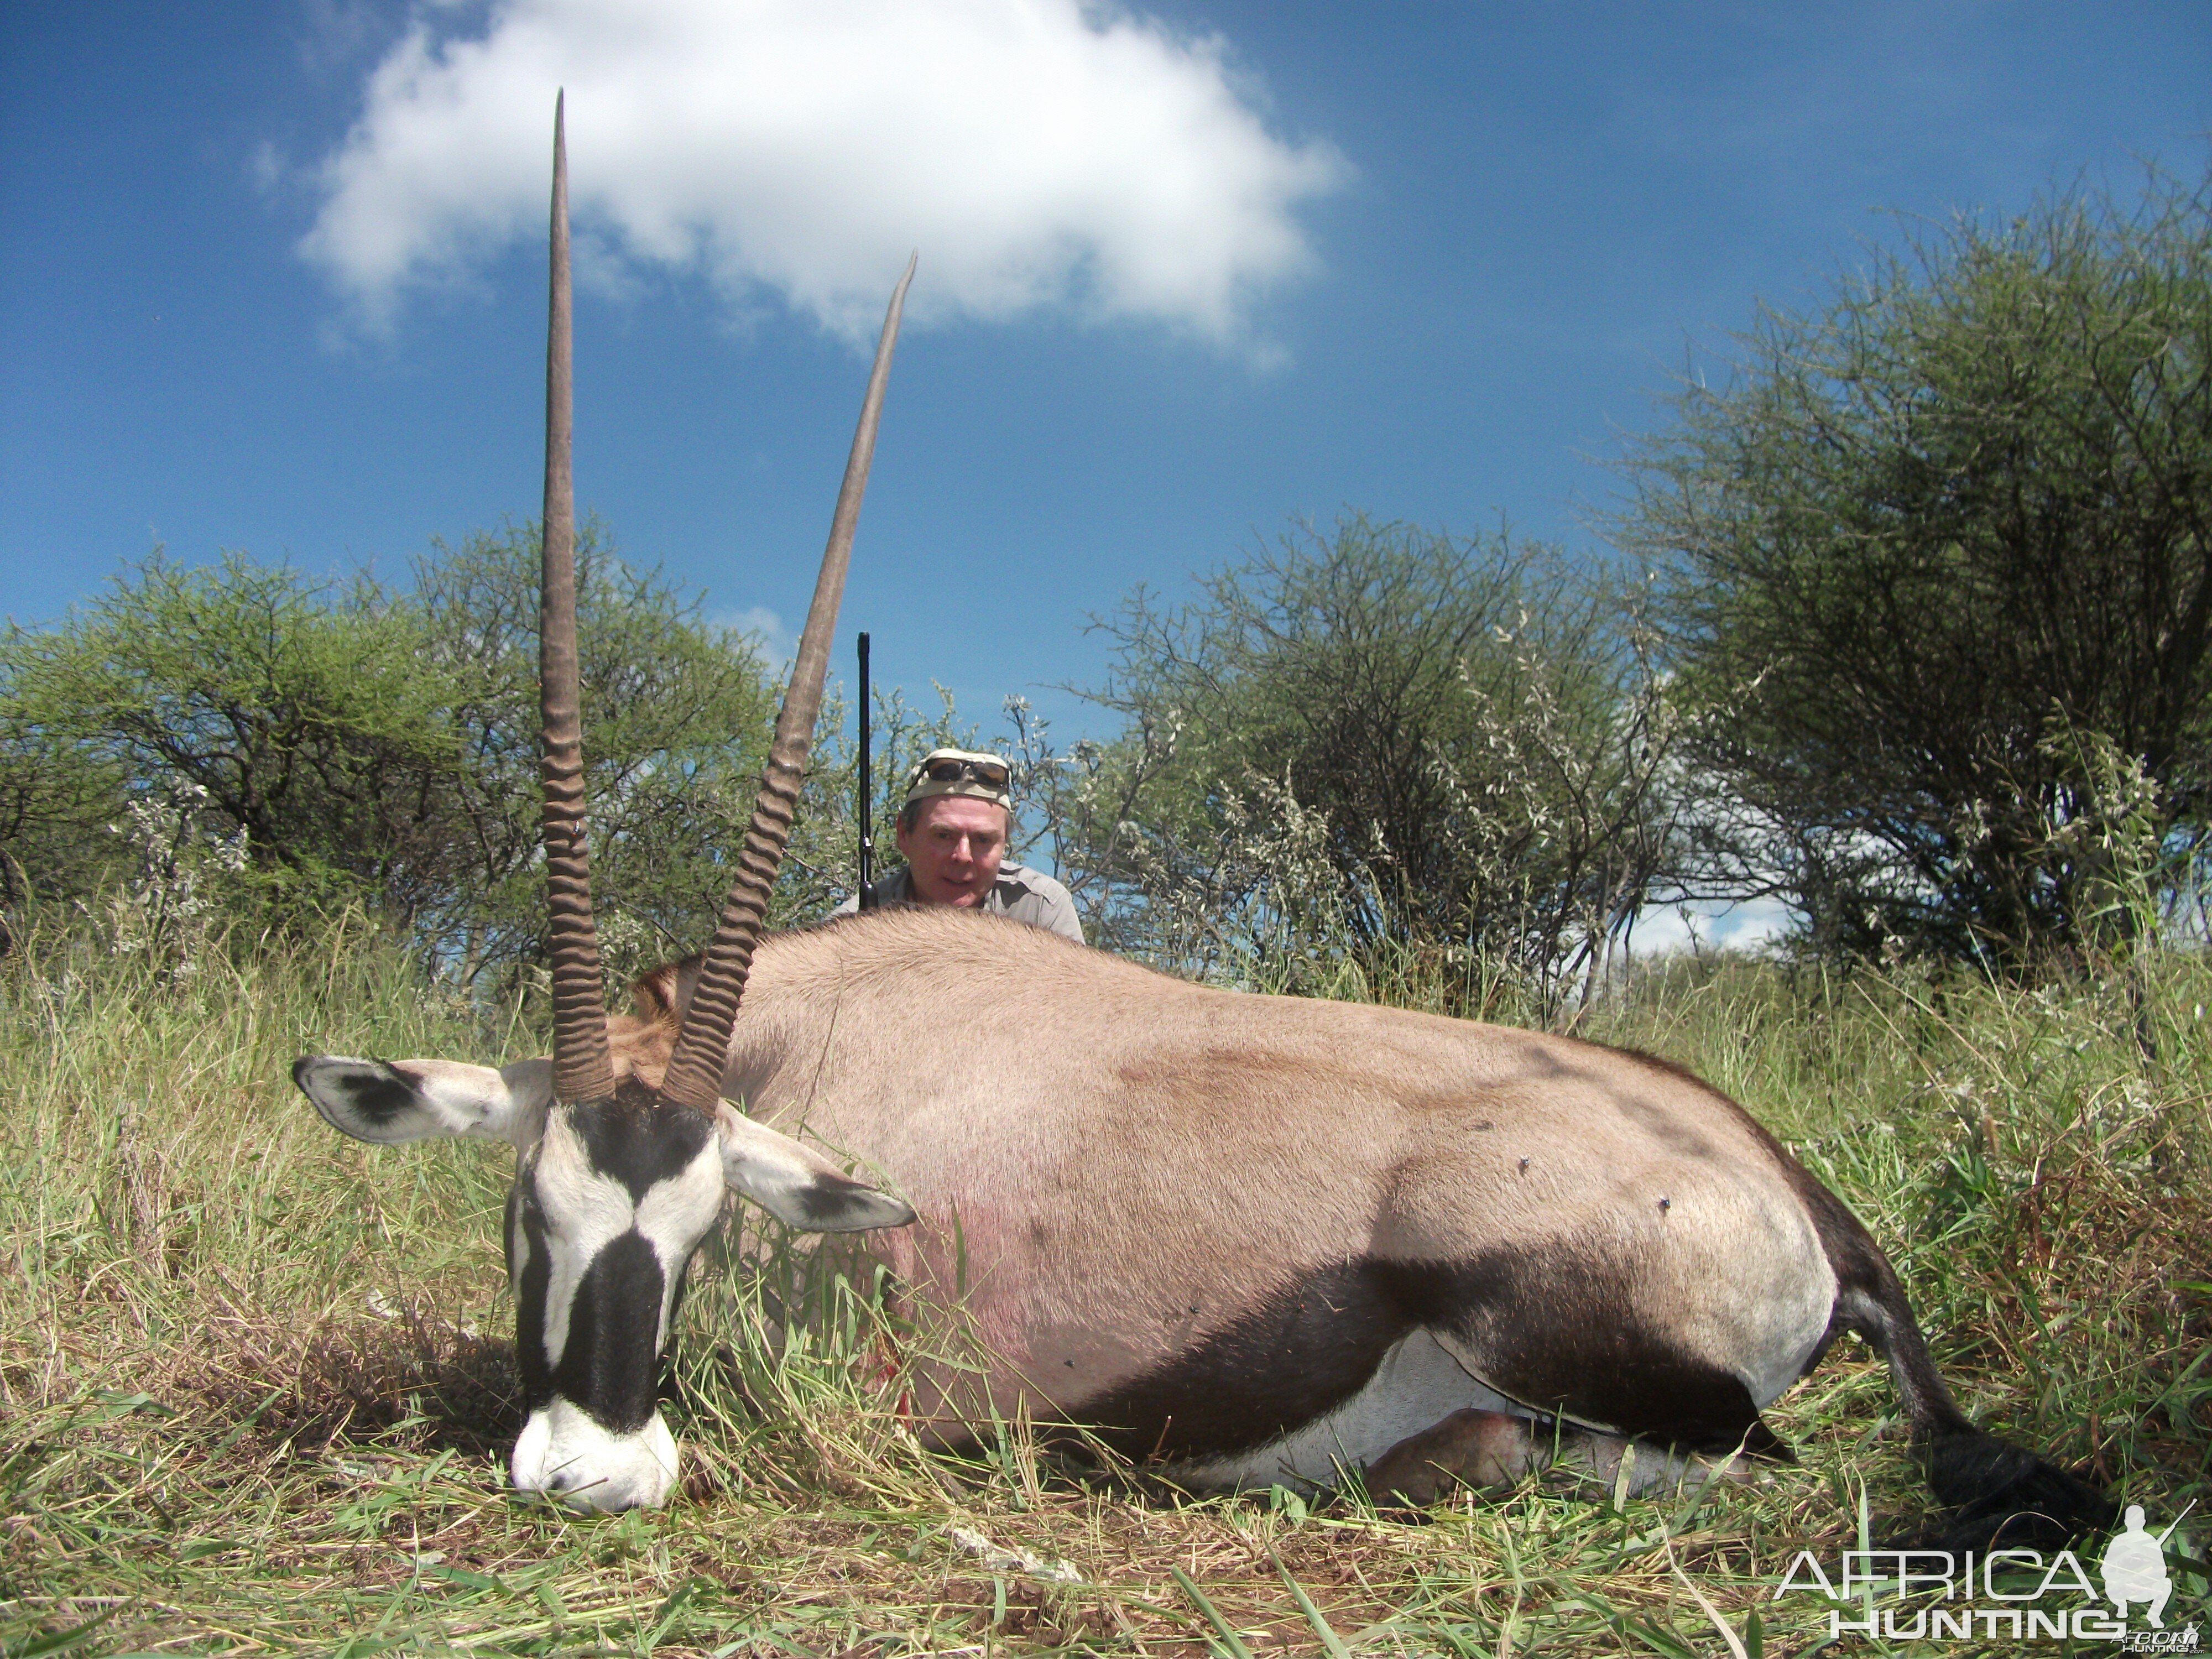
left=658, top=257, right=916, bottom=1114
left=540, top=92, right=616, bottom=1105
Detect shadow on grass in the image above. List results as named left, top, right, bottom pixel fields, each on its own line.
left=179, top=1308, right=523, bottom=1462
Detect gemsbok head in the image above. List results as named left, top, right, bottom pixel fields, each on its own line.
left=294, top=98, right=917, bottom=1510
left=296, top=103, right=2110, bottom=1550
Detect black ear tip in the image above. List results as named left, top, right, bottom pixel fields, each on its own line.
left=291, top=1052, right=369, bottom=1092
left=793, top=1177, right=916, bottom=1232
left=292, top=1055, right=418, bottom=1134
left=843, top=1180, right=915, bottom=1230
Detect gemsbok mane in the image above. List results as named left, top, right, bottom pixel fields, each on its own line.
left=294, top=101, right=2109, bottom=1547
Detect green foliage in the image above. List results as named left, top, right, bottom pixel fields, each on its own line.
left=0, top=686, right=128, bottom=948
left=1620, top=163, right=2212, bottom=961
left=5, top=549, right=468, bottom=926
left=398, top=523, right=781, bottom=990
left=1061, top=515, right=1682, bottom=1010
left=0, top=526, right=795, bottom=994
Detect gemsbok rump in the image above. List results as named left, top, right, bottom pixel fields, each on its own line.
left=294, top=103, right=2106, bottom=1543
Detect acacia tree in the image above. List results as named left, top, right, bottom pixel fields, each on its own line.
left=1619, top=165, right=2212, bottom=960
left=1058, top=515, right=1684, bottom=1008
left=399, top=523, right=789, bottom=988
left=2, top=550, right=452, bottom=927
left=0, top=526, right=796, bottom=991
left=0, top=696, right=129, bottom=954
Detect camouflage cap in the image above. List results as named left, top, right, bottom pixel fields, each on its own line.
left=904, top=748, right=1012, bottom=810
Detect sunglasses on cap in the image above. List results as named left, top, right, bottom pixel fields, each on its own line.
left=914, top=754, right=1010, bottom=790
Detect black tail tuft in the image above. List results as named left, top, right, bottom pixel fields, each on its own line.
left=1750, top=1124, right=2113, bottom=1551
left=1828, top=1267, right=2111, bottom=1551
left=1913, top=1427, right=2114, bottom=1551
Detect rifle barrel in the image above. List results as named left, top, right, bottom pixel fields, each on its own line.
left=857, top=630, right=874, bottom=907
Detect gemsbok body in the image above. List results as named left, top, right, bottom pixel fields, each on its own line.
left=294, top=103, right=2105, bottom=1545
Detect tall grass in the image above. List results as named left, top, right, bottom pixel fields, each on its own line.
left=1, top=917, right=2205, bottom=1656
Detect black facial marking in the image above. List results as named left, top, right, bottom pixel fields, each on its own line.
left=665, top=1254, right=692, bottom=1341
left=510, top=1177, right=556, bottom=1411
left=550, top=1230, right=667, bottom=1433
left=570, top=1091, right=714, bottom=1203
left=509, top=1092, right=717, bottom=1427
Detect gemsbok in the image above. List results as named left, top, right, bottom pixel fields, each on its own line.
left=294, top=102, right=2106, bottom=1544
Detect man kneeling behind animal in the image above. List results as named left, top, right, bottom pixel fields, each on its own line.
left=836, top=748, right=1083, bottom=942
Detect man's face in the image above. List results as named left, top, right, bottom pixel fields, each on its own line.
left=895, top=794, right=1008, bottom=907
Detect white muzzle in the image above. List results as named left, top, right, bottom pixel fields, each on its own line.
left=511, top=1400, right=680, bottom=1511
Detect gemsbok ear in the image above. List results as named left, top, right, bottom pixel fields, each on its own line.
left=293, top=1056, right=551, bottom=1147
left=713, top=1102, right=915, bottom=1232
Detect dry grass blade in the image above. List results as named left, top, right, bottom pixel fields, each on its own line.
left=1660, top=1531, right=1747, bottom=1659
left=1171, top=1564, right=1256, bottom=1659
left=1269, top=1544, right=1353, bottom=1659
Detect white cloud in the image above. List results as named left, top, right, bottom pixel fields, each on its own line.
left=717, top=604, right=794, bottom=667
left=301, top=0, right=1347, bottom=347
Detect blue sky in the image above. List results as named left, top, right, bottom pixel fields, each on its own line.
left=4, top=0, right=2208, bottom=800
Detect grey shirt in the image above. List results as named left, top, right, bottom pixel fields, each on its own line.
left=833, top=862, right=1085, bottom=943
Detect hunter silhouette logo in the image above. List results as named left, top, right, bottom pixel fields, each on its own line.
left=2104, top=1504, right=2187, bottom=1628
left=1771, top=1500, right=2200, bottom=1644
